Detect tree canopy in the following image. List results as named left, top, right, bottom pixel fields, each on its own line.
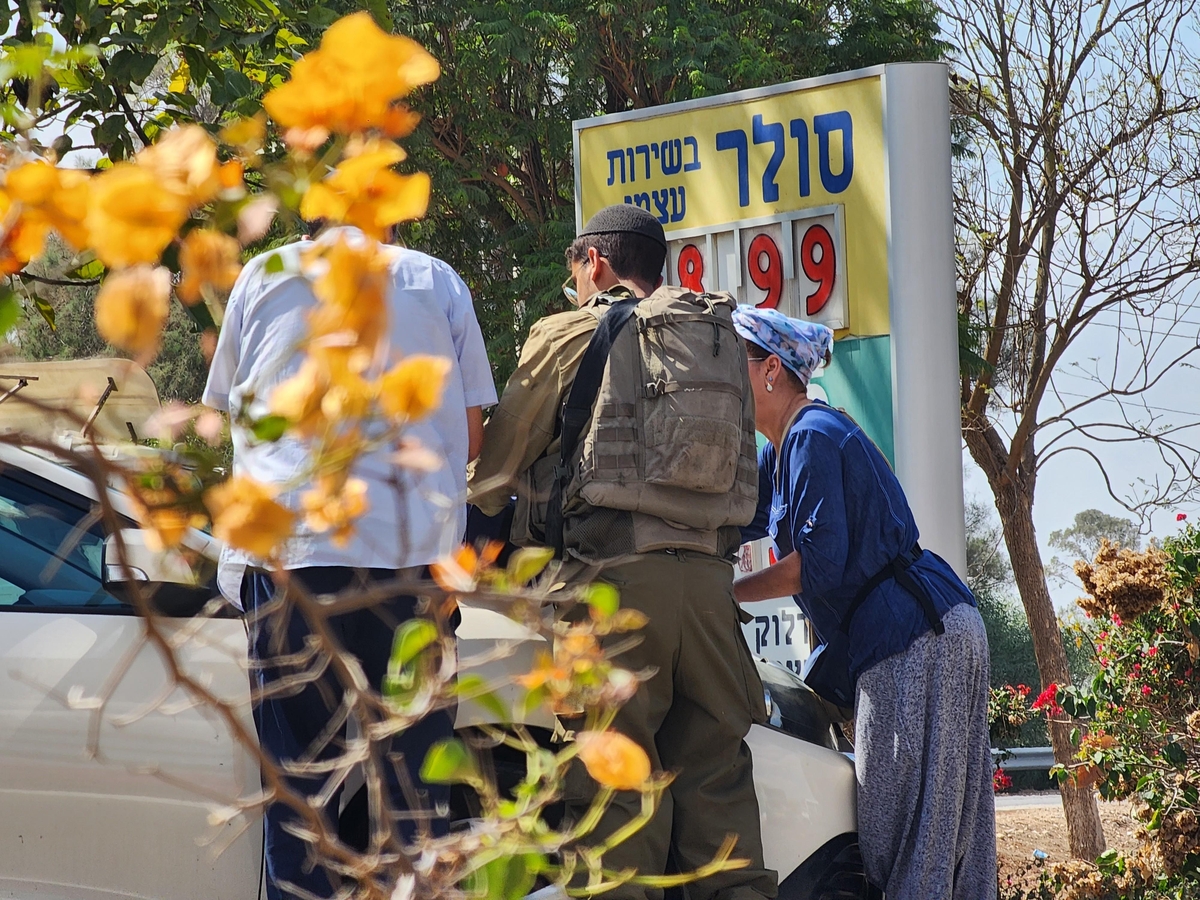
left=3, top=0, right=946, bottom=382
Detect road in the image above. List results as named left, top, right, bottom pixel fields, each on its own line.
left=994, top=792, right=1062, bottom=810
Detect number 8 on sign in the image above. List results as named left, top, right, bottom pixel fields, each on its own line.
left=677, top=244, right=705, bottom=292
left=747, top=234, right=782, bottom=309
left=801, top=223, right=836, bottom=315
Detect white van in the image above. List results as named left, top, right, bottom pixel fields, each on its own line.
left=0, top=440, right=872, bottom=900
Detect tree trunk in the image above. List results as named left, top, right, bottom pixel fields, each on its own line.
left=964, top=424, right=1106, bottom=860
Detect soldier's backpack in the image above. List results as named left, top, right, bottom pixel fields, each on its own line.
left=544, top=285, right=759, bottom=556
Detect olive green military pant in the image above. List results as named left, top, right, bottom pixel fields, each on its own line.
left=565, top=551, right=778, bottom=900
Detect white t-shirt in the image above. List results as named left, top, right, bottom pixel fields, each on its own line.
left=203, top=228, right=497, bottom=582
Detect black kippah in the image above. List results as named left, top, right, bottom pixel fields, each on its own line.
left=580, top=204, right=667, bottom=249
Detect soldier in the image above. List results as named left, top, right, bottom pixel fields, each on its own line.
left=469, top=204, right=777, bottom=900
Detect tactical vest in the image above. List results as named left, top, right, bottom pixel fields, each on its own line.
left=545, top=285, right=759, bottom=559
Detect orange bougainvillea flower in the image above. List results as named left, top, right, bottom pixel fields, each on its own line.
left=304, top=236, right=390, bottom=354
left=269, top=356, right=329, bottom=436
left=300, top=141, right=431, bottom=240
left=0, top=189, right=46, bottom=275
left=378, top=355, right=451, bottom=421
left=301, top=474, right=369, bottom=546
left=93, top=265, right=171, bottom=362
left=430, top=542, right=503, bottom=593
left=262, top=12, right=439, bottom=136
left=136, top=125, right=221, bottom=208
left=269, top=351, right=377, bottom=437
left=5, top=160, right=90, bottom=249
left=128, top=487, right=206, bottom=552
left=86, top=164, right=190, bottom=268
left=575, top=731, right=652, bottom=791
left=177, top=229, right=243, bottom=305
left=220, top=114, right=266, bottom=162
left=204, top=475, right=296, bottom=559
left=517, top=649, right=572, bottom=691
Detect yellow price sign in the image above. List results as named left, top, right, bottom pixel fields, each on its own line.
left=574, top=72, right=887, bottom=336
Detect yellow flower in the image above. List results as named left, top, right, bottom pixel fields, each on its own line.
left=575, top=731, right=652, bottom=791
left=301, top=475, right=369, bottom=547
left=304, top=237, right=389, bottom=353
left=86, top=164, right=190, bottom=268
left=0, top=189, right=46, bottom=274
left=262, top=12, right=439, bottom=136
left=378, top=355, right=451, bottom=421
left=177, top=229, right=242, bottom=305
left=204, top=475, right=296, bottom=559
left=129, top=489, right=206, bottom=552
left=429, top=542, right=504, bottom=593
left=136, top=125, right=221, bottom=208
left=319, top=367, right=375, bottom=423
left=220, top=114, right=266, bottom=162
left=219, top=160, right=245, bottom=193
left=269, top=352, right=377, bottom=436
left=269, top=356, right=329, bottom=436
left=5, top=161, right=91, bottom=249
left=93, top=265, right=171, bottom=362
left=300, top=141, right=430, bottom=239
left=517, top=649, right=571, bottom=691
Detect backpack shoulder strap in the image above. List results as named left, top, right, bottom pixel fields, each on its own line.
left=545, top=296, right=640, bottom=555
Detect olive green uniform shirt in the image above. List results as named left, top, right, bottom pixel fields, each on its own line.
left=467, top=290, right=629, bottom=515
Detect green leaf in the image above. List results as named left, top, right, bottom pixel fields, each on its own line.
left=28, top=294, right=54, bottom=330
left=420, top=738, right=478, bottom=785
left=582, top=581, right=620, bottom=618
left=1069, top=727, right=1081, bottom=747
left=92, top=114, right=126, bottom=147
left=466, top=854, right=544, bottom=900
left=70, top=257, right=104, bottom=280
left=507, top=546, right=554, bottom=584
left=1162, top=740, right=1187, bottom=770
left=249, top=414, right=289, bottom=442
left=390, top=619, right=438, bottom=669
left=0, top=288, right=20, bottom=335
left=453, top=674, right=510, bottom=721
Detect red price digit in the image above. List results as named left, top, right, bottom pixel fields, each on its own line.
left=677, top=244, right=705, bottom=292
left=747, top=233, right=782, bottom=309
left=801, top=223, right=836, bottom=315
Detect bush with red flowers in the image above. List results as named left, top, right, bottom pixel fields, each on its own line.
left=1021, top=525, right=1200, bottom=897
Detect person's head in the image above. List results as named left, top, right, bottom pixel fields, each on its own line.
left=564, top=204, right=667, bottom=305
left=732, top=306, right=834, bottom=423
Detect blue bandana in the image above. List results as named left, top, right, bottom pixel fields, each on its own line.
left=731, top=306, right=834, bottom=386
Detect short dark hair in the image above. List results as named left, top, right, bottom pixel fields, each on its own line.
left=565, top=232, right=666, bottom=286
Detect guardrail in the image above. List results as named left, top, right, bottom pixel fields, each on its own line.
left=992, top=746, right=1056, bottom=772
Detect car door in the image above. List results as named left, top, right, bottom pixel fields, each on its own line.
left=0, top=465, right=262, bottom=900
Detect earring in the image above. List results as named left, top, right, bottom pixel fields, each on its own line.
left=766, top=380, right=774, bottom=393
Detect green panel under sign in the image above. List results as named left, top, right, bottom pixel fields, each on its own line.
left=811, top=334, right=894, bottom=467
left=750, top=334, right=894, bottom=468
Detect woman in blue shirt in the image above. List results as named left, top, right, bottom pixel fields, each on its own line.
left=731, top=306, right=996, bottom=900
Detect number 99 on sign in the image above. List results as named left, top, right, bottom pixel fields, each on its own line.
left=667, top=208, right=847, bottom=330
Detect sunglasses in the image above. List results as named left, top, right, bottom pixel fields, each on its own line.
left=561, top=275, right=578, bottom=303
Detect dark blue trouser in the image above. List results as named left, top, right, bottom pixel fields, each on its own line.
left=243, top=567, right=454, bottom=900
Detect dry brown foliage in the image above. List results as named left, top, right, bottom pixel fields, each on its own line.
left=1074, top=540, right=1171, bottom=623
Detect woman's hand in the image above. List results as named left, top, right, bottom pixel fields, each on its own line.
left=733, top=551, right=802, bottom=604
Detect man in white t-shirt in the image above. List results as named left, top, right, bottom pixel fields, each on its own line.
left=203, top=226, right=496, bottom=900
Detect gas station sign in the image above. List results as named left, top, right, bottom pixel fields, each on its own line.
left=574, top=64, right=966, bottom=673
